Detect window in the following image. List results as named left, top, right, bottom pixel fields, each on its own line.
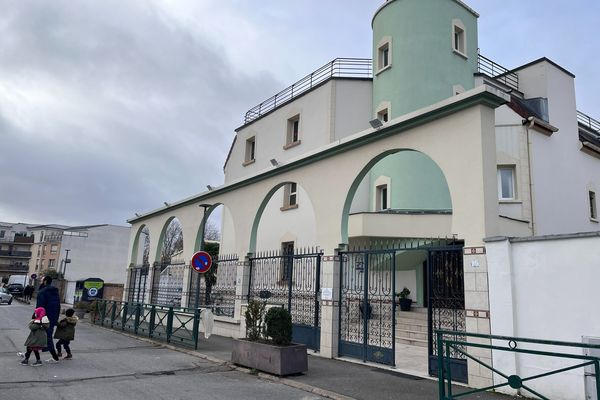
left=48, top=259, right=55, bottom=268
left=452, top=20, right=466, bottom=56
left=590, top=191, right=598, bottom=220
left=41, top=231, right=44, bottom=242
left=244, top=136, right=256, bottom=164
left=35, top=259, right=39, bottom=271
left=376, top=184, right=389, bottom=211
left=377, top=108, right=389, bottom=123
left=497, top=166, right=516, bottom=200
left=376, top=37, right=392, bottom=73
left=43, top=245, right=47, bottom=255
left=0, top=230, right=4, bottom=238
left=282, top=183, right=298, bottom=210
left=280, top=241, right=294, bottom=282
left=285, top=115, right=301, bottom=147
left=50, top=244, right=58, bottom=254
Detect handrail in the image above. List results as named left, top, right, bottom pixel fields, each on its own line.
left=477, top=53, right=519, bottom=91
left=243, top=58, right=372, bottom=124
left=578, top=110, right=600, bottom=135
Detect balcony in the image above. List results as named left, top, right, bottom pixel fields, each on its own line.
left=0, top=236, right=34, bottom=244
left=476, top=53, right=519, bottom=92
left=0, top=250, right=32, bottom=258
left=578, top=111, right=600, bottom=137
left=348, top=211, right=453, bottom=239
left=0, top=263, right=29, bottom=273
left=243, top=58, right=373, bottom=125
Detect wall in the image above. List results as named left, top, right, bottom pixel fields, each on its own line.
left=487, top=232, right=600, bottom=400
left=517, top=60, right=600, bottom=235
left=62, top=225, right=130, bottom=284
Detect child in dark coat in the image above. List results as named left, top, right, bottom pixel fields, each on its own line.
left=19, top=307, right=49, bottom=366
left=54, top=308, right=78, bottom=359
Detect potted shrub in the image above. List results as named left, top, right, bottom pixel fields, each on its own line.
left=231, top=300, right=308, bottom=376
left=397, top=287, right=412, bottom=311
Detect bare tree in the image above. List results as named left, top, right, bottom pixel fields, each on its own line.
left=160, top=219, right=183, bottom=263
left=204, top=221, right=221, bottom=241
left=142, top=227, right=150, bottom=265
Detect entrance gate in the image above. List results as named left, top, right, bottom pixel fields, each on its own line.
left=338, top=241, right=466, bottom=378
left=248, top=248, right=322, bottom=351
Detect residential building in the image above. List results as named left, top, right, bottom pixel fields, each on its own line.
left=0, top=222, right=34, bottom=281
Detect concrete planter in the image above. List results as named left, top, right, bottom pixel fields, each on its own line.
left=231, top=339, right=308, bottom=376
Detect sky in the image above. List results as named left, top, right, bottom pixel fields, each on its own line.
left=1, top=0, right=599, bottom=227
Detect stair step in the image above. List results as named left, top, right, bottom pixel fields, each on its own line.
left=396, top=310, right=428, bottom=321
left=396, top=323, right=429, bottom=333
left=395, top=336, right=429, bottom=348
left=395, top=329, right=429, bottom=341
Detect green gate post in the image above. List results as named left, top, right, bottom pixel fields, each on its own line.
left=101, top=301, right=107, bottom=326
left=149, top=305, right=156, bottom=338
left=134, top=303, right=141, bottom=334
left=446, top=342, right=453, bottom=399
left=121, top=302, right=128, bottom=331
left=166, top=307, right=174, bottom=343
left=438, top=331, right=446, bottom=399
left=192, top=308, right=201, bottom=350
left=110, top=301, right=117, bottom=328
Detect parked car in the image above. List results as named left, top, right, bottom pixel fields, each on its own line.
left=7, top=283, right=24, bottom=296
left=0, top=287, right=13, bottom=304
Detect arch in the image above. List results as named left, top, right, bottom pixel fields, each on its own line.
left=194, top=203, right=223, bottom=252
left=130, top=224, right=150, bottom=265
left=248, top=181, right=317, bottom=254
left=155, top=216, right=183, bottom=263
left=340, top=149, right=453, bottom=244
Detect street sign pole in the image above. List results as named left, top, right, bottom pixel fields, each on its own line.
left=191, top=251, right=212, bottom=309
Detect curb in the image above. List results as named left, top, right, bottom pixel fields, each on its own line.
left=87, top=322, right=357, bottom=400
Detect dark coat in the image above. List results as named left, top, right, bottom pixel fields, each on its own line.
left=36, top=285, right=61, bottom=326
left=24, top=317, right=50, bottom=348
left=54, top=316, right=78, bottom=341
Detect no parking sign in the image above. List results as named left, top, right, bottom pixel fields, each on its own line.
left=191, top=251, right=212, bottom=274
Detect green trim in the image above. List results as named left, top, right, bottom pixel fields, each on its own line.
left=128, top=89, right=507, bottom=224
left=248, top=182, right=291, bottom=254
left=130, top=224, right=147, bottom=264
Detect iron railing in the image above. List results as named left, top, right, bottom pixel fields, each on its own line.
left=243, top=58, right=372, bottom=124
left=91, top=299, right=205, bottom=349
left=437, top=330, right=600, bottom=400
left=0, top=250, right=32, bottom=257
left=578, top=110, right=600, bottom=135
left=477, top=54, right=519, bottom=92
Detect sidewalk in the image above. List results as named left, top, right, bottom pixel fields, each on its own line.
left=119, top=329, right=515, bottom=400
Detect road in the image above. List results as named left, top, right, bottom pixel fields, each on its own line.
left=0, top=302, right=323, bottom=400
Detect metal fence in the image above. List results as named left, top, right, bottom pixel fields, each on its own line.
left=244, top=58, right=372, bottom=124
left=436, top=330, right=600, bottom=400
left=477, top=53, right=519, bottom=92
left=91, top=299, right=203, bottom=349
left=188, top=254, right=238, bottom=317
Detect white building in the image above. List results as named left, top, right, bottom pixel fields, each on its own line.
left=126, top=0, right=600, bottom=397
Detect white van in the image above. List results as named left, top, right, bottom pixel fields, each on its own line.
left=7, top=275, right=27, bottom=295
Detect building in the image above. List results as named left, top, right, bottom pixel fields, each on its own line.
left=0, top=222, right=35, bottom=281
left=125, top=0, right=600, bottom=396
left=27, top=224, right=131, bottom=302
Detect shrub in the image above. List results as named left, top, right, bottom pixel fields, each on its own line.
left=245, top=300, right=265, bottom=341
left=264, top=307, right=292, bottom=346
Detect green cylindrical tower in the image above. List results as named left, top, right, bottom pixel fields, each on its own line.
left=372, top=0, right=479, bottom=120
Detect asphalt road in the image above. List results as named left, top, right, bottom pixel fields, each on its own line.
left=0, top=303, right=323, bottom=400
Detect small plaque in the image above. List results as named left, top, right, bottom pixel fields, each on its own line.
left=321, top=288, right=333, bottom=301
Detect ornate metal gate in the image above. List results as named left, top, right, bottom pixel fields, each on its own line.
left=188, top=254, right=238, bottom=317
left=248, top=248, right=322, bottom=350
left=127, top=264, right=150, bottom=303
left=339, top=250, right=396, bottom=365
left=427, top=246, right=467, bottom=382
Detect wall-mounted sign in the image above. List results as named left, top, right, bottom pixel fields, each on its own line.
left=76, top=278, right=104, bottom=301
left=321, top=288, right=333, bottom=301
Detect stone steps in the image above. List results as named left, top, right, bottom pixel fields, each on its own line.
left=395, top=307, right=429, bottom=348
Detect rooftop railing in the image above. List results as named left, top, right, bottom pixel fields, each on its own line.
left=577, top=110, right=600, bottom=135
left=243, top=58, right=372, bottom=124
left=477, top=53, right=519, bottom=91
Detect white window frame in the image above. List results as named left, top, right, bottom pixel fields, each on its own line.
left=497, top=166, right=516, bottom=201
left=281, top=183, right=298, bottom=210
left=244, top=136, right=256, bottom=165
left=376, top=36, right=392, bottom=74
left=452, top=19, right=467, bottom=58
left=377, top=108, right=389, bottom=123
left=373, top=175, right=392, bottom=212
left=284, top=114, right=301, bottom=149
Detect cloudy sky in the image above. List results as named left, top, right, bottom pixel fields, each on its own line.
left=1, top=0, right=598, bottom=227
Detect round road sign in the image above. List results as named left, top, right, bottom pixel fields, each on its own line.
left=30, top=273, right=37, bottom=280
left=191, top=251, right=212, bottom=273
